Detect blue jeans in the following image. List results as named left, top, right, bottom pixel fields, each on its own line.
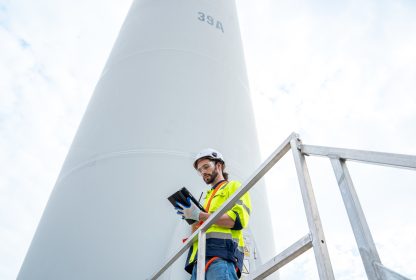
left=190, top=258, right=238, bottom=280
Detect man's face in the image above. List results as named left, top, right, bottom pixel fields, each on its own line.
left=196, top=158, right=219, bottom=185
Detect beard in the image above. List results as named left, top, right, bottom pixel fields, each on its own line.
left=204, top=169, right=219, bottom=185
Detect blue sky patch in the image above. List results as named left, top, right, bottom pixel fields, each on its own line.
left=19, top=38, right=30, bottom=49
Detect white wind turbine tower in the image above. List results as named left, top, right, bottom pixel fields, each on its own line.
left=18, top=0, right=277, bottom=279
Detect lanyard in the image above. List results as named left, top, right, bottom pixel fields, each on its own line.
left=205, top=181, right=228, bottom=212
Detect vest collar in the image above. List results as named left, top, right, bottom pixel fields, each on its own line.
left=211, top=179, right=227, bottom=190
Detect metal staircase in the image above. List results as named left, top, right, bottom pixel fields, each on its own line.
left=149, top=132, right=415, bottom=280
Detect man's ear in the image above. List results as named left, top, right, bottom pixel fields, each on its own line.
left=215, top=162, right=223, bottom=171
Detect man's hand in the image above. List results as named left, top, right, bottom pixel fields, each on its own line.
left=175, top=198, right=201, bottom=221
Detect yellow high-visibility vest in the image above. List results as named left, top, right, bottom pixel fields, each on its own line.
left=184, top=180, right=251, bottom=278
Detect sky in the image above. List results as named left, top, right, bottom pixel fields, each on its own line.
left=1, top=0, right=415, bottom=279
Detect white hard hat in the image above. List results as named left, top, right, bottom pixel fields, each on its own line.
left=193, top=148, right=224, bottom=169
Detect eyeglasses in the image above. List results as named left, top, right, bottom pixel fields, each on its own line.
left=196, top=161, right=215, bottom=174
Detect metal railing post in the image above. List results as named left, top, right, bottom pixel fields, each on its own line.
left=196, top=230, right=206, bottom=280
left=330, top=158, right=384, bottom=279
left=290, top=138, right=335, bottom=280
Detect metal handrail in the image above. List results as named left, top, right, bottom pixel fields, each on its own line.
left=303, top=145, right=414, bottom=280
left=246, top=233, right=313, bottom=279
left=148, top=132, right=297, bottom=279
left=149, top=133, right=415, bottom=280
left=301, top=145, right=416, bottom=170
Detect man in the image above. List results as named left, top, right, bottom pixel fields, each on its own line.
left=176, top=148, right=251, bottom=279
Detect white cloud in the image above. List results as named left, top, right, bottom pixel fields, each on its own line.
left=238, top=0, right=416, bottom=278
left=0, top=0, right=132, bottom=278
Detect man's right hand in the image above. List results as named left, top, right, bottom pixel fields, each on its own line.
left=175, top=197, right=201, bottom=221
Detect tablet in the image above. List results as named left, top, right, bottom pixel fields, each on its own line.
left=168, top=187, right=206, bottom=224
